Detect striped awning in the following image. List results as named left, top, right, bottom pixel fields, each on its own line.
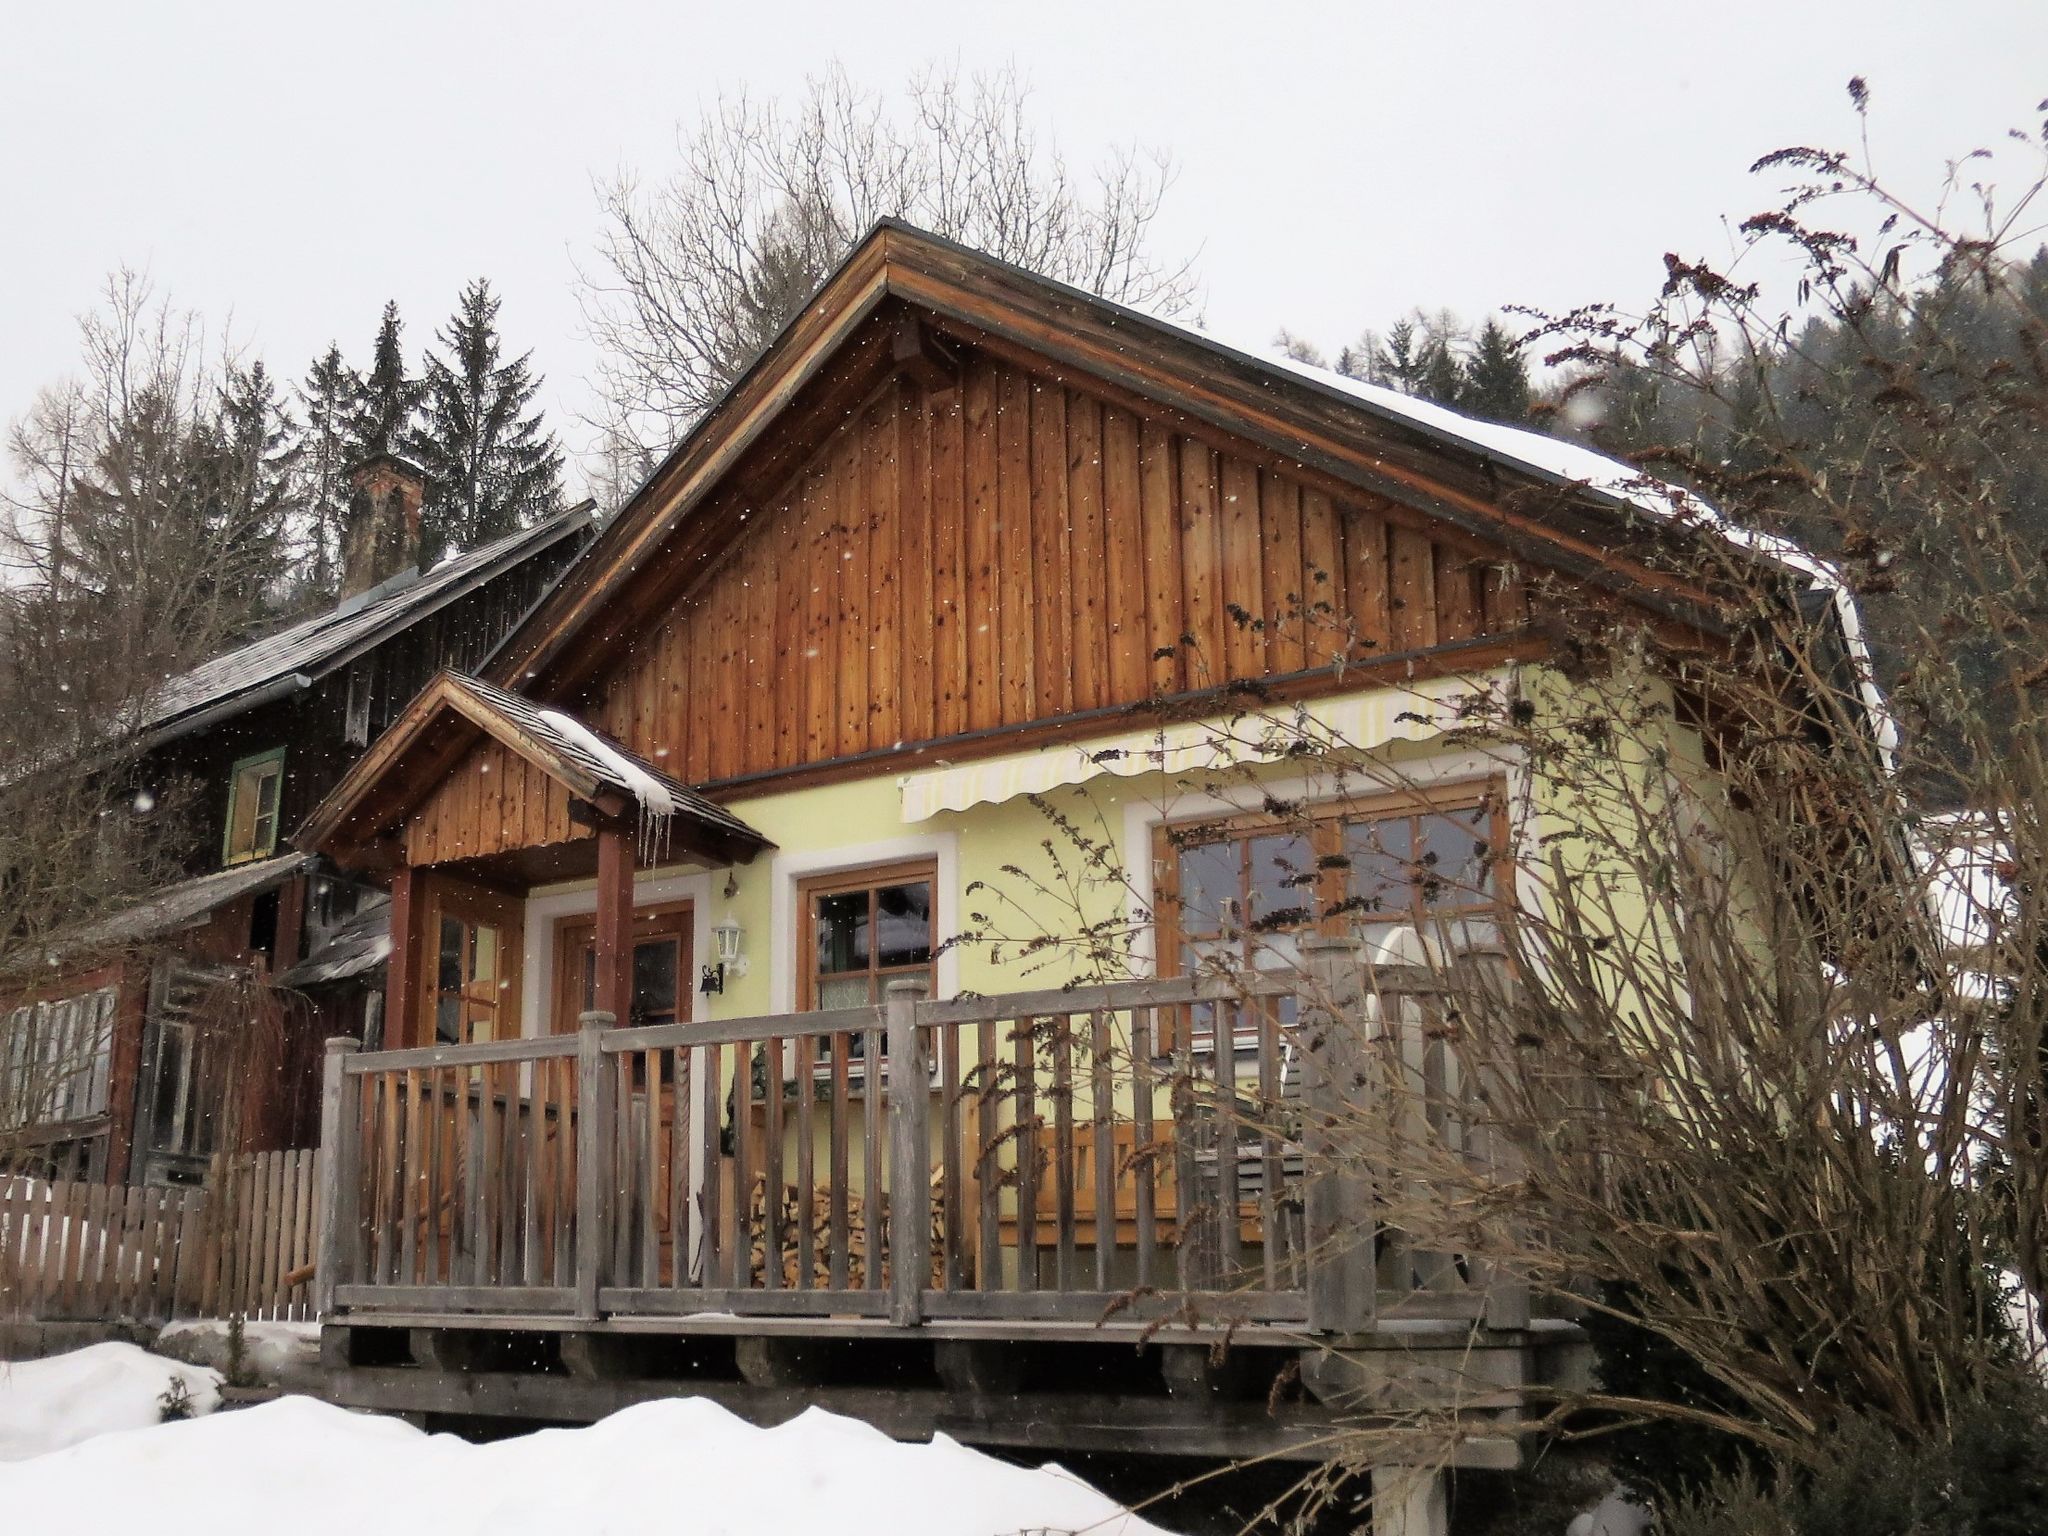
left=899, top=671, right=1510, bottom=823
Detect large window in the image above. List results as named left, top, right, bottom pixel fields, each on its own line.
left=1156, top=783, right=1503, bottom=1044
left=222, top=748, right=285, bottom=866
left=799, top=861, right=937, bottom=1011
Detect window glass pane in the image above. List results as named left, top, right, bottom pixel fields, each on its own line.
left=1344, top=816, right=1412, bottom=921
left=632, top=939, right=680, bottom=1026
left=1175, top=839, right=1240, bottom=935
left=1243, top=833, right=1315, bottom=932
left=815, top=890, right=869, bottom=973
left=255, top=766, right=280, bottom=817
left=437, top=916, right=464, bottom=991
left=471, top=924, right=498, bottom=986
left=435, top=995, right=461, bottom=1045
left=874, top=881, right=931, bottom=967
left=579, top=949, right=596, bottom=1014
left=817, top=974, right=873, bottom=1010
left=1415, top=808, right=1493, bottom=909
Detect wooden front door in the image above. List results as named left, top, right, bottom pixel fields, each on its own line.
left=553, top=903, right=694, bottom=1283
left=551, top=902, right=693, bottom=1033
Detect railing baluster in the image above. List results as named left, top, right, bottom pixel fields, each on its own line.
left=1258, top=1001, right=1282, bottom=1293
left=829, top=1032, right=850, bottom=1290
left=641, top=1051, right=660, bottom=1289
left=1216, top=999, right=1242, bottom=1280
left=762, top=1035, right=784, bottom=1290
left=976, top=1016, right=1000, bottom=1291
left=862, top=1019, right=883, bottom=1291
left=698, top=1040, right=722, bottom=1291
left=670, top=1046, right=691, bottom=1290
left=1091, top=1008, right=1114, bottom=1292
left=612, top=1050, right=634, bottom=1286
left=399, top=1069, right=421, bottom=1286
left=794, top=1033, right=815, bottom=1291
left=941, top=1016, right=964, bottom=1291
left=500, top=1060, right=524, bottom=1287
left=1132, top=1006, right=1156, bottom=1291
left=728, top=1040, right=751, bottom=1289
left=1013, top=1015, right=1038, bottom=1292
left=1053, top=1013, right=1076, bottom=1291
left=1172, top=1005, right=1203, bottom=1292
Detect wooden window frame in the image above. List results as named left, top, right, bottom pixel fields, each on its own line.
left=1153, top=778, right=1509, bottom=1047
left=419, top=876, right=524, bottom=1050
left=550, top=900, right=695, bottom=1034
left=796, top=858, right=940, bottom=1013
left=222, top=747, right=286, bottom=867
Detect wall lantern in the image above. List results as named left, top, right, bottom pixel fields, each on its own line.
left=702, top=913, right=747, bottom=995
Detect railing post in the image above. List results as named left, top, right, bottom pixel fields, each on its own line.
left=575, top=1010, right=616, bottom=1320
left=886, top=979, right=930, bottom=1327
left=1302, top=935, right=1376, bottom=1336
left=313, top=1035, right=361, bottom=1319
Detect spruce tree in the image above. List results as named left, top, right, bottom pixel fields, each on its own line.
left=293, top=343, right=360, bottom=595
left=1459, top=320, right=1531, bottom=424
left=348, top=301, right=419, bottom=464
left=407, top=278, right=564, bottom=564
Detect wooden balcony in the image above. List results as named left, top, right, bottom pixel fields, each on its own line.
left=312, top=943, right=1579, bottom=1468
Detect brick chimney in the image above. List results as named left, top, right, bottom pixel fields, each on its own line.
left=341, top=454, right=426, bottom=599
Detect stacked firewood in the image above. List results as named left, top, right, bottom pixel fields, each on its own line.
left=744, top=1169, right=947, bottom=1289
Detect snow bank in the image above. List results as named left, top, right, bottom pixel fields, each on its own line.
left=155, top=1318, right=324, bottom=1383
left=0, top=1389, right=1177, bottom=1536
left=0, top=1342, right=220, bottom=1461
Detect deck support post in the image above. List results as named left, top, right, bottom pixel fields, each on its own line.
left=574, top=1010, right=616, bottom=1320
left=1303, top=935, right=1375, bottom=1337
left=886, top=977, right=930, bottom=1327
left=1371, top=1465, right=1448, bottom=1536
left=314, top=1035, right=361, bottom=1319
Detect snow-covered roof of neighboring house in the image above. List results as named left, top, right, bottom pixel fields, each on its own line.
left=274, top=897, right=392, bottom=989
left=137, top=504, right=594, bottom=749
left=42, top=850, right=316, bottom=963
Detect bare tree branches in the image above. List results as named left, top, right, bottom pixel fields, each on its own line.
left=577, top=62, right=1198, bottom=475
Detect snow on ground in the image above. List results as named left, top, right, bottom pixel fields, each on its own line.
left=155, top=1318, right=325, bottom=1382
left=0, top=1342, right=221, bottom=1461
left=0, top=1354, right=1175, bottom=1536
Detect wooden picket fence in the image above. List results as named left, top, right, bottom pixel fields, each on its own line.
left=0, top=1148, right=321, bottom=1323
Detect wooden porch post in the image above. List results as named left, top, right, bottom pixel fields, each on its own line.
left=593, top=822, right=635, bottom=1024
left=384, top=866, right=418, bottom=1049
left=1303, top=934, right=1376, bottom=1336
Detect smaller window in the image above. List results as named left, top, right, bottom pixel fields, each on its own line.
left=223, top=749, right=286, bottom=866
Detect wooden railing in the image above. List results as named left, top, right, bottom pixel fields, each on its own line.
left=0, top=1150, right=321, bottom=1323
left=320, top=940, right=1521, bottom=1333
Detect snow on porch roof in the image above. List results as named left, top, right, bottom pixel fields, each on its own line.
left=297, top=672, right=771, bottom=869
left=40, top=850, right=316, bottom=964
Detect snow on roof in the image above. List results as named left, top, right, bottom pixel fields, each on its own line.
left=274, top=897, right=393, bottom=989
left=141, top=506, right=592, bottom=737
left=1187, top=322, right=1899, bottom=760
left=0, top=1364, right=1175, bottom=1535
left=36, top=850, right=315, bottom=965
left=448, top=675, right=763, bottom=853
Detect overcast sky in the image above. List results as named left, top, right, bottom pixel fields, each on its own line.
left=2, top=1, right=2042, bottom=488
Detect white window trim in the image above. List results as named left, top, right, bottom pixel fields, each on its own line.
left=518, top=870, right=715, bottom=1039
left=769, top=832, right=960, bottom=1013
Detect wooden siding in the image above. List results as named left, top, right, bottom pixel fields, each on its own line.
left=401, top=738, right=586, bottom=867
left=589, top=352, right=1530, bottom=784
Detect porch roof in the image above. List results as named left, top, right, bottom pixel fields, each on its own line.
left=295, top=672, right=771, bottom=873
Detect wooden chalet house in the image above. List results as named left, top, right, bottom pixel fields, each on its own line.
left=0, top=459, right=592, bottom=1189
left=291, top=224, right=1867, bottom=1516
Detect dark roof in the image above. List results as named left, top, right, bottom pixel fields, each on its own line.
left=140, top=504, right=594, bottom=746
left=447, top=674, right=764, bottom=846
left=275, top=898, right=391, bottom=989
left=51, top=851, right=315, bottom=959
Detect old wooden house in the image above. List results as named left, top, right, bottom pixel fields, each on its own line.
left=0, top=460, right=592, bottom=1189
left=288, top=224, right=1865, bottom=1529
